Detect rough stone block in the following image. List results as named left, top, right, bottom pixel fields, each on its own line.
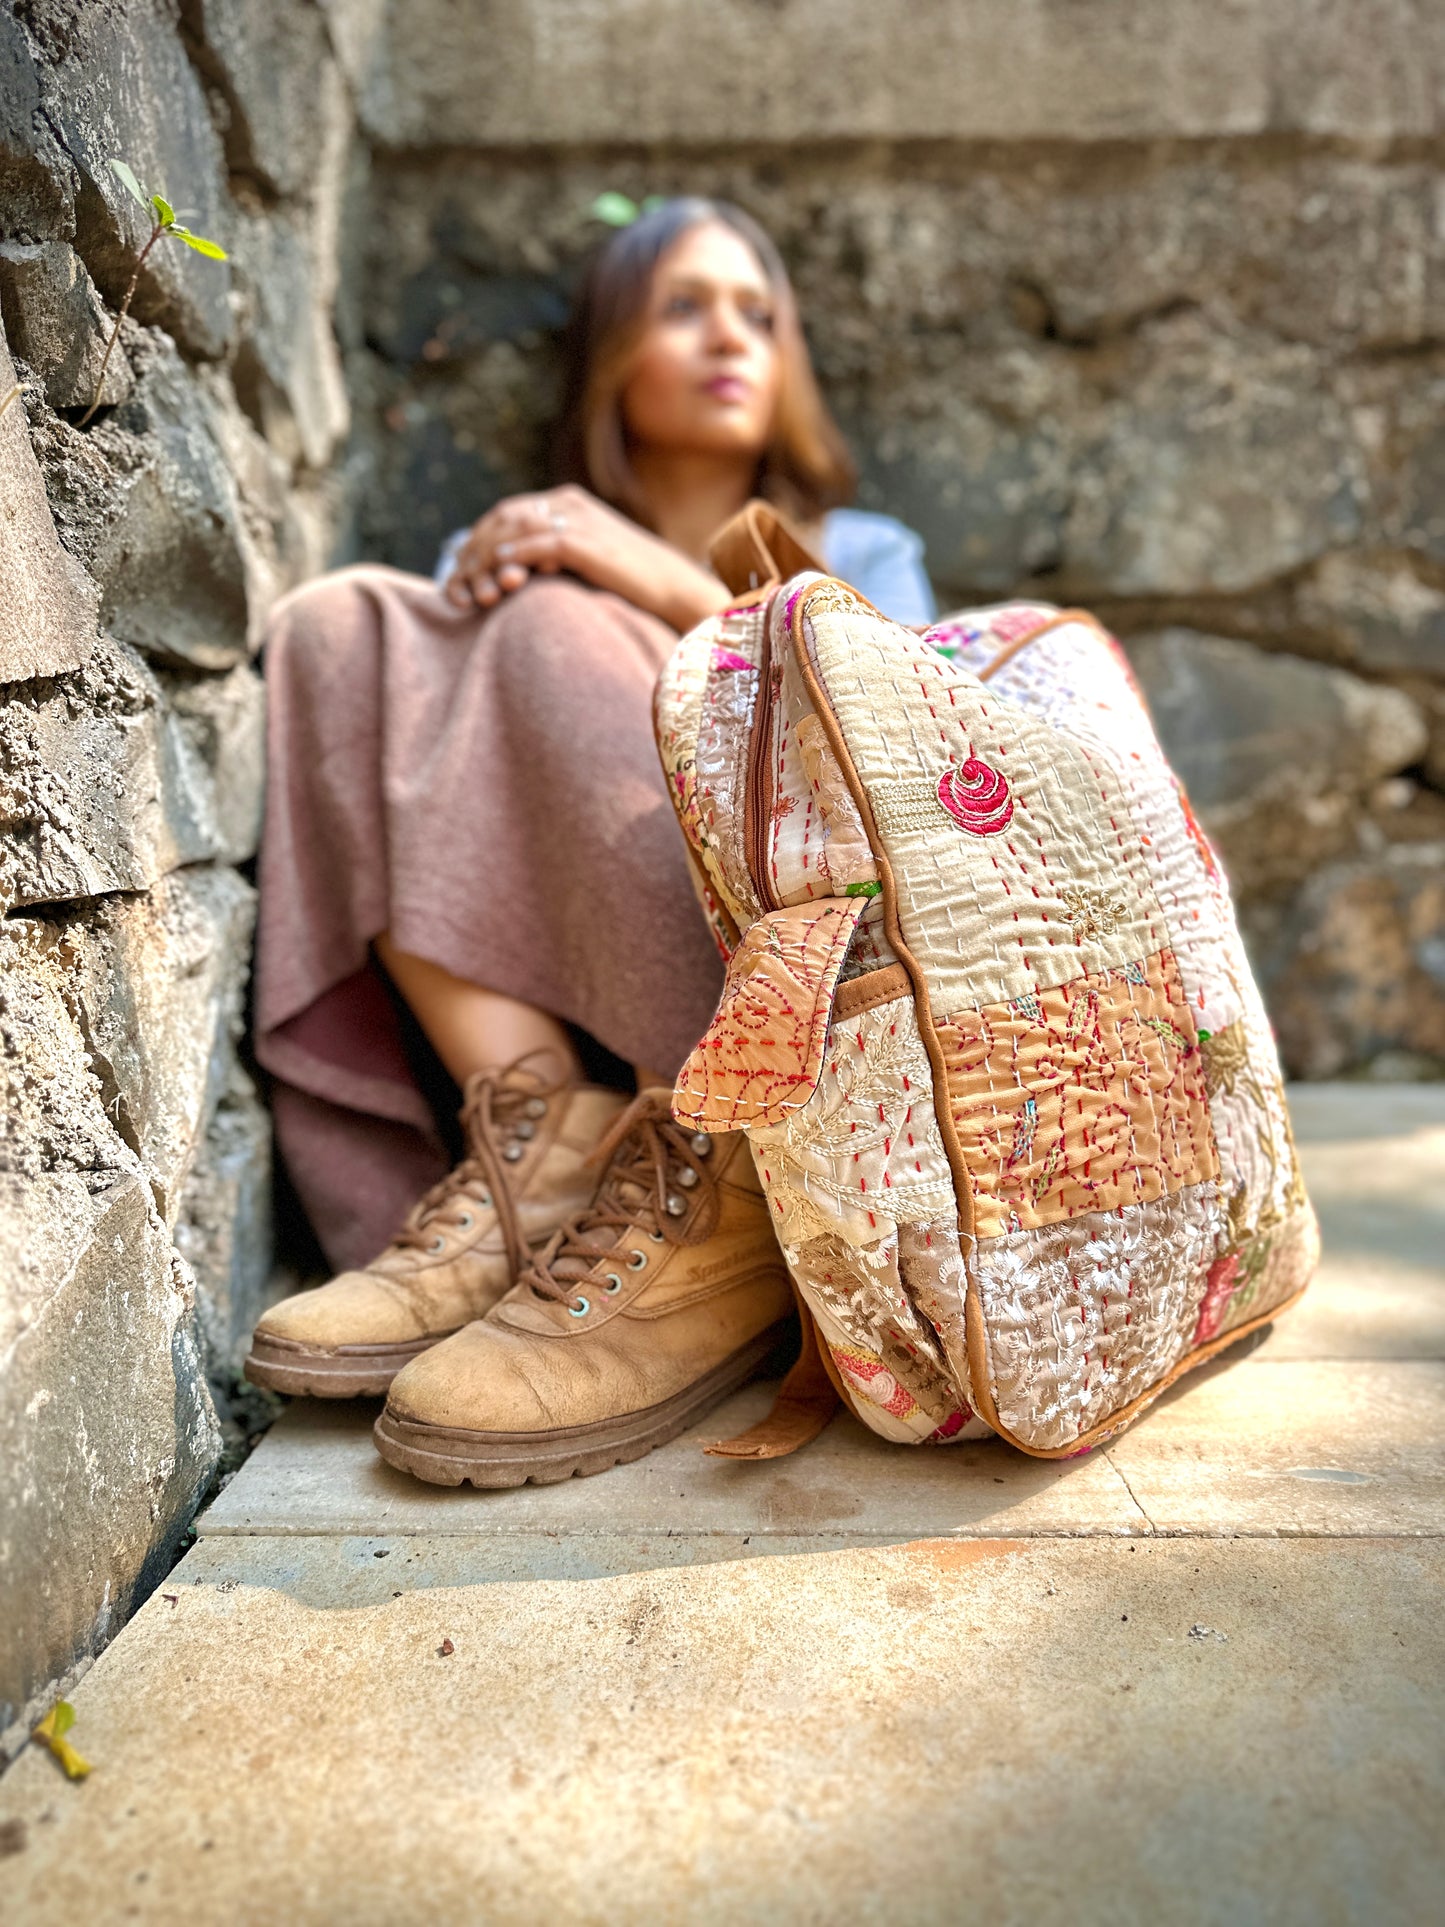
left=1063, top=334, right=1364, bottom=598
left=1126, top=629, right=1428, bottom=899
left=0, top=910, right=221, bottom=1732
left=0, top=239, right=131, bottom=411
left=89, top=342, right=254, bottom=669
left=232, top=203, right=351, bottom=471
left=0, top=7, right=74, bottom=241
left=63, top=867, right=258, bottom=1227
left=162, top=662, right=265, bottom=866
left=0, top=324, right=97, bottom=682
left=0, top=633, right=220, bottom=912
left=27, top=0, right=233, bottom=360
left=1255, top=843, right=1445, bottom=1079
left=1297, top=553, right=1445, bottom=679
left=0, top=1169, right=219, bottom=1738
left=362, top=0, right=1445, bottom=148
left=183, top=0, right=341, bottom=203
left=174, top=1073, right=273, bottom=1372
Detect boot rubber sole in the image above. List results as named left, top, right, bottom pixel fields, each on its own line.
left=372, top=1319, right=793, bottom=1487
left=244, top=1330, right=451, bottom=1399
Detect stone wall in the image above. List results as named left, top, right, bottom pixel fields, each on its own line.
left=347, top=0, right=1445, bottom=1081
left=3, top=0, right=1443, bottom=1754
left=0, top=0, right=353, bottom=1754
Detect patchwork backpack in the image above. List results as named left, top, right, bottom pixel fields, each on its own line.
left=654, top=505, right=1319, bottom=1459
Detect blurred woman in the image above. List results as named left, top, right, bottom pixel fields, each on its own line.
left=247, top=200, right=933, bottom=1481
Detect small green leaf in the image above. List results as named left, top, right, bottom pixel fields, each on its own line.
left=150, top=193, right=175, bottom=226
left=590, top=191, right=639, bottom=227
left=51, top=1701, right=75, bottom=1736
left=108, top=158, right=149, bottom=207
left=172, top=229, right=228, bottom=260
left=845, top=880, right=881, bottom=898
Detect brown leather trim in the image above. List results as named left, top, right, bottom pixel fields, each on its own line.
left=708, top=499, right=825, bottom=596
left=977, top=607, right=1116, bottom=682
left=964, top=1280, right=1310, bottom=1460
left=832, top=961, right=912, bottom=1022
left=788, top=585, right=978, bottom=1266
left=703, top=1292, right=839, bottom=1459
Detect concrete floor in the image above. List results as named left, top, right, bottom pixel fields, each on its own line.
left=2, top=1084, right=1442, bottom=1924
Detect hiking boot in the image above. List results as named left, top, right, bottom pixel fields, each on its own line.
left=244, top=1060, right=628, bottom=1397
left=372, top=1090, right=794, bottom=1485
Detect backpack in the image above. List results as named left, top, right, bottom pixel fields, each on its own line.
left=654, top=505, right=1319, bottom=1459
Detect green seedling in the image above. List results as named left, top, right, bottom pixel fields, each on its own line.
left=79, top=158, right=228, bottom=427
left=590, top=191, right=668, bottom=228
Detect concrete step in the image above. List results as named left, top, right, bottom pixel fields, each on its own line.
left=3, top=1083, right=1441, bottom=1921
left=1, top=1536, right=1439, bottom=1924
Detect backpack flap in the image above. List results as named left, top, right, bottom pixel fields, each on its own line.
left=673, top=895, right=869, bottom=1133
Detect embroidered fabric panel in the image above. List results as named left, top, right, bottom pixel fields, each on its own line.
left=659, top=605, right=769, bottom=928
left=967, top=616, right=1317, bottom=1269
left=748, top=992, right=956, bottom=1251
left=763, top=646, right=878, bottom=904
left=976, top=1182, right=1224, bottom=1453
left=790, top=1231, right=986, bottom=1444
left=936, top=947, right=1219, bottom=1240
left=799, top=591, right=1172, bottom=1013
left=673, top=896, right=867, bottom=1132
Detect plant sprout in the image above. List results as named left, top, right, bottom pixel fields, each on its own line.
left=78, top=158, right=229, bottom=427
left=590, top=191, right=667, bottom=227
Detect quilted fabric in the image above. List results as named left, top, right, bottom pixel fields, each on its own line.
left=655, top=571, right=1318, bottom=1457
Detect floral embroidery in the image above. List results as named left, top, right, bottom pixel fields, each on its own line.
left=937, top=757, right=1014, bottom=835
left=1061, top=884, right=1127, bottom=941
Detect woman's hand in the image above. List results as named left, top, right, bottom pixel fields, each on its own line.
left=443, top=485, right=734, bottom=632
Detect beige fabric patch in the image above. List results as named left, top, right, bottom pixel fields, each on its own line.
left=975, top=1181, right=1224, bottom=1454
left=802, top=601, right=1171, bottom=1011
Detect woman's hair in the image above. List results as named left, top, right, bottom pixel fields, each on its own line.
left=552, top=196, right=856, bottom=527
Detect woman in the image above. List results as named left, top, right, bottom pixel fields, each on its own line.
left=246, top=200, right=935, bottom=1483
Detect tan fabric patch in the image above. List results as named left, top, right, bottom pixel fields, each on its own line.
left=937, top=947, right=1219, bottom=1239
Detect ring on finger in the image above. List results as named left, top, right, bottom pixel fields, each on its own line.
left=548, top=508, right=568, bottom=531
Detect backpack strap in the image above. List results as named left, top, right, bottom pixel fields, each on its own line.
left=702, top=1285, right=842, bottom=1459
left=709, top=499, right=825, bottom=597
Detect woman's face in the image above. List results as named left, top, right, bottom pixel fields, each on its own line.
left=619, top=220, right=781, bottom=461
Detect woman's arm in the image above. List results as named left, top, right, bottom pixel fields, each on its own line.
left=443, top=486, right=733, bottom=632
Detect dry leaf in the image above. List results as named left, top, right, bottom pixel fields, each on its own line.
left=33, top=1701, right=92, bottom=1779
left=437, top=1638, right=455, bottom=1658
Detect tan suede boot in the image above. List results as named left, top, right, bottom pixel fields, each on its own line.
left=372, top=1091, right=794, bottom=1485
left=245, top=1062, right=628, bottom=1397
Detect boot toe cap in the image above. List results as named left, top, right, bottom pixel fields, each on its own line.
left=385, top=1325, right=566, bottom=1433
left=255, top=1273, right=427, bottom=1351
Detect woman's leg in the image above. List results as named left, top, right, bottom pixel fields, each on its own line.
left=373, top=933, right=582, bottom=1087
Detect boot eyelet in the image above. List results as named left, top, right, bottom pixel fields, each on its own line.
left=524, top=1097, right=548, bottom=1119
left=626, top=1250, right=647, bottom=1270
left=677, top=1167, right=699, bottom=1189
left=649, top=1229, right=665, bottom=1243
left=665, top=1193, right=686, bottom=1217
left=503, top=1143, right=524, bottom=1163
left=569, top=1295, right=590, bottom=1317
left=429, top=1236, right=446, bottom=1254
left=602, top=1273, right=622, bottom=1294
left=478, top=1191, right=492, bottom=1208
left=514, top=1119, right=536, bottom=1141
left=457, top=1212, right=473, bottom=1231
left=690, top=1133, right=712, bottom=1156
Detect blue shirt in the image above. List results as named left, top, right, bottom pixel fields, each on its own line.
left=433, top=506, right=936, bottom=627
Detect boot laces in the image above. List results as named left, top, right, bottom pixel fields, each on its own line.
left=390, top=1053, right=568, bottom=1278
left=518, top=1090, right=719, bottom=1307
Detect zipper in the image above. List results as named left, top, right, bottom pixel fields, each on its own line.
left=744, top=599, right=781, bottom=912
